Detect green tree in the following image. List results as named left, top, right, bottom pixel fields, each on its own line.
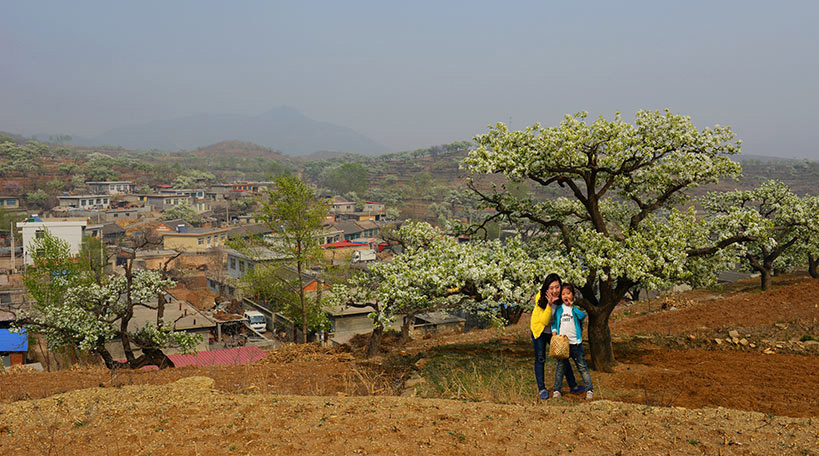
left=464, top=110, right=747, bottom=371
left=704, top=181, right=819, bottom=290
left=162, top=204, right=201, bottom=224
left=254, top=175, right=329, bottom=343
left=238, top=262, right=330, bottom=335
left=172, top=175, right=195, bottom=188
left=323, top=163, right=369, bottom=195
left=25, top=189, right=50, bottom=209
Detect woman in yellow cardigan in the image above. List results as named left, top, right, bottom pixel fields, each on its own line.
left=531, top=273, right=581, bottom=399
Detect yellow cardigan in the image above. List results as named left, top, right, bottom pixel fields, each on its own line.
left=530, top=291, right=552, bottom=338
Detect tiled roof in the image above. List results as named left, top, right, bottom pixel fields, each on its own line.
left=167, top=346, right=267, bottom=367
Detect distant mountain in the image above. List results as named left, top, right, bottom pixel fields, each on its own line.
left=733, top=154, right=811, bottom=163
left=85, top=106, right=390, bottom=156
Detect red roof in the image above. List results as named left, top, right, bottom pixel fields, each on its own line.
left=365, top=201, right=384, bottom=205
left=167, top=346, right=267, bottom=368
left=322, top=240, right=367, bottom=248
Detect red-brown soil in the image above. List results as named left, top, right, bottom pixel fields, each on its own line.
left=2, top=376, right=817, bottom=456
left=612, top=347, right=819, bottom=417
left=614, top=275, right=819, bottom=336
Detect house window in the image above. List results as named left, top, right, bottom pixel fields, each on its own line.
left=239, top=261, right=245, bottom=273
left=81, top=199, right=87, bottom=205
left=96, top=198, right=101, bottom=204
left=230, top=258, right=236, bottom=269
left=35, top=230, right=45, bottom=239
left=198, top=238, right=204, bottom=245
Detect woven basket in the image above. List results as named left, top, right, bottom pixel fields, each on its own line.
left=549, top=335, right=570, bottom=359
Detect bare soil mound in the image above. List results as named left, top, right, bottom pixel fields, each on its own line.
left=614, top=276, right=819, bottom=337
left=2, top=376, right=817, bottom=455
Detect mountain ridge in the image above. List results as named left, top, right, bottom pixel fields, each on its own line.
left=68, top=106, right=390, bottom=156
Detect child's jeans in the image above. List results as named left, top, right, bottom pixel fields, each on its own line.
left=532, top=333, right=577, bottom=391
left=554, top=343, right=593, bottom=392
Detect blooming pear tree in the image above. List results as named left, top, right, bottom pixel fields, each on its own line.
left=463, top=110, right=748, bottom=371
left=15, top=230, right=199, bottom=369
left=330, top=221, right=583, bottom=356
left=703, top=180, right=819, bottom=290
left=804, top=196, right=819, bottom=279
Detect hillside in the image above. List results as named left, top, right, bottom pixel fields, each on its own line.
left=190, top=140, right=299, bottom=163
left=85, top=106, right=390, bottom=156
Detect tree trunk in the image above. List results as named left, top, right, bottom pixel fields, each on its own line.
left=95, top=346, right=120, bottom=370
left=297, top=259, right=307, bottom=344
left=399, top=314, right=412, bottom=345
left=366, top=324, right=384, bottom=358
left=587, top=310, right=615, bottom=372
left=808, top=254, right=818, bottom=279
left=121, top=259, right=136, bottom=364
left=760, top=267, right=772, bottom=291
left=500, top=305, right=524, bottom=325
left=156, top=292, right=166, bottom=325
left=131, top=348, right=173, bottom=369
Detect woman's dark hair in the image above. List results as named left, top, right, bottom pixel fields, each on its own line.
left=538, top=273, right=562, bottom=309
left=561, top=283, right=576, bottom=304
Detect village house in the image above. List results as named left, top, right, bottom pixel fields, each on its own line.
left=57, top=194, right=111, bottom=210
left=331, top=220, right=380, bottom=241
left=0, top=196, right=20, bottom=210
left=55, top=206, right=152, bottom=223
left=332, top=221, right=365, bottom=241
left=138, top=194, right=192, bottom=211
left=0, top=327, right=27, bottom=367
left=227, top=224, right=272, bottom=242
left=330, top=197, right=355, bottom=214
left=86, top=223, right=126, bottom=244
left=223, top=247, right=291, bottom=280
left=16, top=216, right=87, bottom=264
left=85, top=181, right=136, bottom=195
left=158, top=188, right=205, bottom=199
left=230, top=181, right=276, bottom=193
left=161, top=226, right=231, bottom=252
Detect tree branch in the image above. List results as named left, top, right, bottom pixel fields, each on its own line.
left=686, top=234, right=757, bottom=257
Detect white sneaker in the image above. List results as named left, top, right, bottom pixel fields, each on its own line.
left=586, top=390, right=593, bottom=400
left=552, top=391, right=561, bottom=398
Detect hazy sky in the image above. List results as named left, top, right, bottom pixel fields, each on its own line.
left=2, top=1, right=818, bottom=158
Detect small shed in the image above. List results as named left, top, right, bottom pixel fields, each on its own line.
left=0, top=328, right=27, bottom=367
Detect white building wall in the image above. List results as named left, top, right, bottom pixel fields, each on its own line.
left=16, top=220, right=87, bottom=264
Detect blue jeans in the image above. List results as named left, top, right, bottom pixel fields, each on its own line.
left=554, top=343, right=593, bottom=392
left=532, top=333, right=577, bottom=391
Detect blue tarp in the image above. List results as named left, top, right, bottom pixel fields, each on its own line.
left=0, top=328, right=28, bottom=352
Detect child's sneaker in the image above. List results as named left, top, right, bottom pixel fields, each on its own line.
left=552, top=391, right=562, bottom=399
left=570, top=385, right=586, bottom=393
left=585, top=390, right=594, bottom=400
left=538, top=389, right=549, bottom=400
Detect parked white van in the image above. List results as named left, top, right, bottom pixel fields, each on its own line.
left=243, top=310, right=267, bottom=332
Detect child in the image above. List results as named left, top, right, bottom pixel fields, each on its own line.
left=551, top=283, right=594, bottom=400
